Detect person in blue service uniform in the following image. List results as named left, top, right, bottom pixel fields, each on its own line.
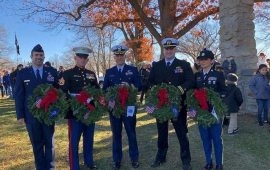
left=60, top=47, right=99, bottom=170
left=15, top=44, right=59, bottom=170
left=148, top=38, right=194, bottom=170
left=103, top=45, right=141, bottom=170
left=195, top=49, right=227, bottom=170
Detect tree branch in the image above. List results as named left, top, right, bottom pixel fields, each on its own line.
left=174, top=7, right=219, bottom=39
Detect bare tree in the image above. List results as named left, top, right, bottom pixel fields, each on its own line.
left=178, top=21, right=220, bottom=63
left=0, top=24, right=13, bottom=57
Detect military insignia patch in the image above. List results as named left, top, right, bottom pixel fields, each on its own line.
left=125, top=70, right=133, bottom=75
left=86, top=73, right=96, bottom=79
left=59, top=77, right=65, bottom=85
left=201, top=53, right=205, bottom=56
left=174, top=66, right=183, bottom=73
left=47, top=75, right=54, bottom=82
left=166, top=40, right=172, bottom=45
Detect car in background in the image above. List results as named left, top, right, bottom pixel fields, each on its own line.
left=98, top=77, right=104, bottom=89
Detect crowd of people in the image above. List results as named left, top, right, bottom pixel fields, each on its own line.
left=1, top=37, right=268, bottom=170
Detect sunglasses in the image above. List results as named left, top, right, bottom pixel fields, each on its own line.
left=164, top=47, right=175, bottom=50
left=77, top=55, right=88, bottom=59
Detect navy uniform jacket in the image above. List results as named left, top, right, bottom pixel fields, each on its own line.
left=148, top=58, right=195, bottom=98
left=60, top=66, right=99, bottom=119
left=194, top=69, right=227, bottom=97
left=15, top=66, right=59, bottom=123
left=102, top=64, right=141, bottom=91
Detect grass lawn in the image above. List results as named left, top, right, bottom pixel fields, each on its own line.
left=1, top=97, right=270, bottom=170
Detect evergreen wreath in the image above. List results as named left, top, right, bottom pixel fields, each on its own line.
left=28, top=84, right=68, bottom=125
left=145, top=83, right=182, bottom=123
left=105, top=84, right=138, bottom=118
left=186, top=87, right=227, bottom=127
left=68, top=85, right=107, bottom=125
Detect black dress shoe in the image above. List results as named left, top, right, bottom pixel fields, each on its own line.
left=131, top=160, right=140, bottom=168
left=113, top=162, right=121, bottom=170
left=87, top=164, right=99, bottom=169
left=183, top=164, right=192, bottom=170
left=215, top=165, right=223, bottom=170
left=202, top=163, right=213, bottom=170
left=151, top=160, right=166, bottom=168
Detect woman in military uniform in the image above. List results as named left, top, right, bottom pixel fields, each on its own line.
left=194, top=49, right=227, bottom=170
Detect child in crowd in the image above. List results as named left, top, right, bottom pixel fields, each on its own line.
left=223, top=73, right=243, bottom=136
left=249, top=64, right=270, bottom=126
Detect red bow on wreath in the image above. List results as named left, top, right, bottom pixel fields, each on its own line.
left=40, top=88, right=58, bottom=112
left=98, top=95, right=106, bottom=106
left=76, top=91, right=95, bottom=112
left=118, top=86, right=129, bottom=108
left=157, top=89, right=171, bottom=108
left=194, top=88, right=209, bottom=110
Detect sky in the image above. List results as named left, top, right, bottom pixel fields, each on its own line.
left=0, top=1, right=75, bottom=65
left=0, top=1, right=269, bottom=68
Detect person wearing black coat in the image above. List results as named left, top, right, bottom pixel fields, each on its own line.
left=148, top=38, right=194, bottom=170
left=223, top=73, right=243, bottom=136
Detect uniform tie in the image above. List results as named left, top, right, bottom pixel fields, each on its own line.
left=36, top=69, right=42, bottom=83
left=166, top=62, right=170, bottom=69
left=119, top=68, right=122, bottom=74
left=203, top=73, right=207, bottom=80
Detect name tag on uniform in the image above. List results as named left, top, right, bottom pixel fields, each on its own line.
left=73, top=75, right=81, bottom=77
left=24, top=80, right=30, bottom=82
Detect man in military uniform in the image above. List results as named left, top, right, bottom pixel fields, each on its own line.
left=60, top=47, right=99, bottom=170
left=15, top=44, right=58, bottom=170
left=103, top=45, right=141, bottom=170
left=148, top=38, right=194, bottom=170
left=194, top=49, right=227, bottom=170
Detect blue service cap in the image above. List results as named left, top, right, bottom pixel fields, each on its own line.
left=197, top=48, right=214, bottom=60
left=111, top=45, right=128, bottom=55
left=162, top=38, right=179, bottom=48
left=32, top=44, right=44, bottom=53
left=73, top=47, right=92, bottom=57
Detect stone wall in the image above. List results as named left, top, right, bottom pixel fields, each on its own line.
left=219, top=0, right=257, bottom=114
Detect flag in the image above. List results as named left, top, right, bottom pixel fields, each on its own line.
left=36, top=97, right=42, bottom=108
left=146, top=104, right=155, bottom=114
left=15, top=33, right=20, bottom=55
left=84, top=110, right=90, bottom=119
left=211, top=107, right=218, bottom=120
left=188, top=107, right=197, bottom=118
left=108, top=98, right=115, bottom=109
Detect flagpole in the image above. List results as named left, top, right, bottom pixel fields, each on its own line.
left=16, top=52, right=18, bottom=65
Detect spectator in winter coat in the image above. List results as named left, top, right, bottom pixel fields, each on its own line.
left=223, top=73, right=243, bottom=136
left=249, top=64, right=270, bottom=126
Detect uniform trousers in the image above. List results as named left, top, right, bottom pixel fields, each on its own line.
left=68, top=119, right=95, bottom=170
left=198, top=120, right=223, bottom=165
left=109, top=112, right=139, bottom=162
left=26, top=123, right=55, bottom=170
left=155, top=113, right=191, bottom=165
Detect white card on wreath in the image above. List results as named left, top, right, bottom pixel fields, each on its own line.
left=127, top=106, right=135, bottom=117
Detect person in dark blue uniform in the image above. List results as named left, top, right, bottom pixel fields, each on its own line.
left=60, top=47, right=99, bottom=170
left=15, top=44, right=59, bottom=170
left=148, top=38, right=194, bottom=170
left=195, top=49, right=227, bottom=170
left=103, top=45, right=141, bottom=170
